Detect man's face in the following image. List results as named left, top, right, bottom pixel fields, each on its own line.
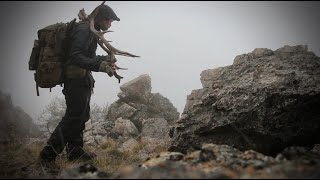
left=99, top=19, right=113, bottom=31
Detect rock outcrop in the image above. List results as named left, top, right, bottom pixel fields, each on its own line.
left=0, top=91, right=42, bottom=143
left=112, top=74, right=179, bottom=131
left=170, top=45, right=320, bottom=156
left=84, top=74, right=179, bottom=146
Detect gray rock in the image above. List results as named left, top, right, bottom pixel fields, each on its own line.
left=170, top=45, right=320, bottom=156
left=200, top=67, right=224, bottom=88
left=140, top=136, right=168, bottom=153
left=118, top=74, right=152, bottom=103
left=183, top=88, right=210, bottom=114
left=106, top=101, right=137, bottom=121
left=233, top=48, right=274, bottom=66
left=112, top=117, right=139, bottom=138
left=251, top=48, right=274, bottom=59
left=141, top=118, right=170, bottom=139
left=147, top=93, right=180, bottom=125
left=119, top=138, right=140, bottom=152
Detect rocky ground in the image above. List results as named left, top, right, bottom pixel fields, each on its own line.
left=58, top=143, right=320, bottom=179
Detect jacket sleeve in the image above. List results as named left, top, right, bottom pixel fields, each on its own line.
left=68, top=23, right=103, bottom=72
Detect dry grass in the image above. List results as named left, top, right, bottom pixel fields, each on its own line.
left=0, top=138, right=168, bottom=178
left=86, top=138, right=168, bottom=174
left=0, top=140, right=83, bottom=178
left=90, top=138, right=143, bottom=173
left=0, top=140, right=45, bottom=178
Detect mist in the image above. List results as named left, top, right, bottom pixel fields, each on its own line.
left=0, top=1, right=319, bottom=120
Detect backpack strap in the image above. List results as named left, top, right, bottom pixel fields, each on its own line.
left=36, top=83, right=40, bottom=96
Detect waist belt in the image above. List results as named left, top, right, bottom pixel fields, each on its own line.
left=65, top=65, right=87, bottom=79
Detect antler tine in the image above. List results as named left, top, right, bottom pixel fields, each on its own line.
left=79, top=1, right=139, bottom=58
left=87, top=1, right=140, bottom=58
left=89, top=19, right=140, bottom=58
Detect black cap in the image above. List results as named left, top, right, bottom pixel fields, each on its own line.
left=95, top=4, right=120, bottom=22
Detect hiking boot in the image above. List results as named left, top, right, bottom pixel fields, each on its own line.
left=67, top=149, right=97, bottom=162
left=39, top=145, right=58, bottom=162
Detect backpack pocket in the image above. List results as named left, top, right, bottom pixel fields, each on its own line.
left=34, top=62, right=63, bottom=88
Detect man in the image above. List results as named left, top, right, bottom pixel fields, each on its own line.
left=39, top=4, right=120, bottom=164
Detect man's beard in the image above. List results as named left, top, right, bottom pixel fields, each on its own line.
left=101, top=25, right=109, bottom=31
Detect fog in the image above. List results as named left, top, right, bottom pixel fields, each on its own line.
left=0, top=1, right=319, bottom=120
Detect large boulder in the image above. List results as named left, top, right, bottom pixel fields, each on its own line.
left=170, top=45, right=320, bottom=156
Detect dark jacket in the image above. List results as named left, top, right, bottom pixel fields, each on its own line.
left=65, top=21, right=106, bottom=89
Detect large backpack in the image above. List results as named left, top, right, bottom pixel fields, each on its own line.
left=29, top=18, right=77, bottom=96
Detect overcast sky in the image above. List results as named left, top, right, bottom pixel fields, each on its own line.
left=1, top=1, right=320, bottom=120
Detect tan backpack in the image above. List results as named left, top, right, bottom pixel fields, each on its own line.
left=29, top=18, right=77, bottom=96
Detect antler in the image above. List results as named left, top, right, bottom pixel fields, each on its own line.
left=78, top=1, right=140, bottom=83
left=79, top=1, right=140, bottom=58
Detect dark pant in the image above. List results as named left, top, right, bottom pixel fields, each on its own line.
left=40, top=80, right=92, bottom=161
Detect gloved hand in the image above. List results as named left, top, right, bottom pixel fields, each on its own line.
left=99, top=61, right=114, bottom=77
left=105, top=54, right=117, bottom=63
left=96, top=55, right=117, bottom=63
